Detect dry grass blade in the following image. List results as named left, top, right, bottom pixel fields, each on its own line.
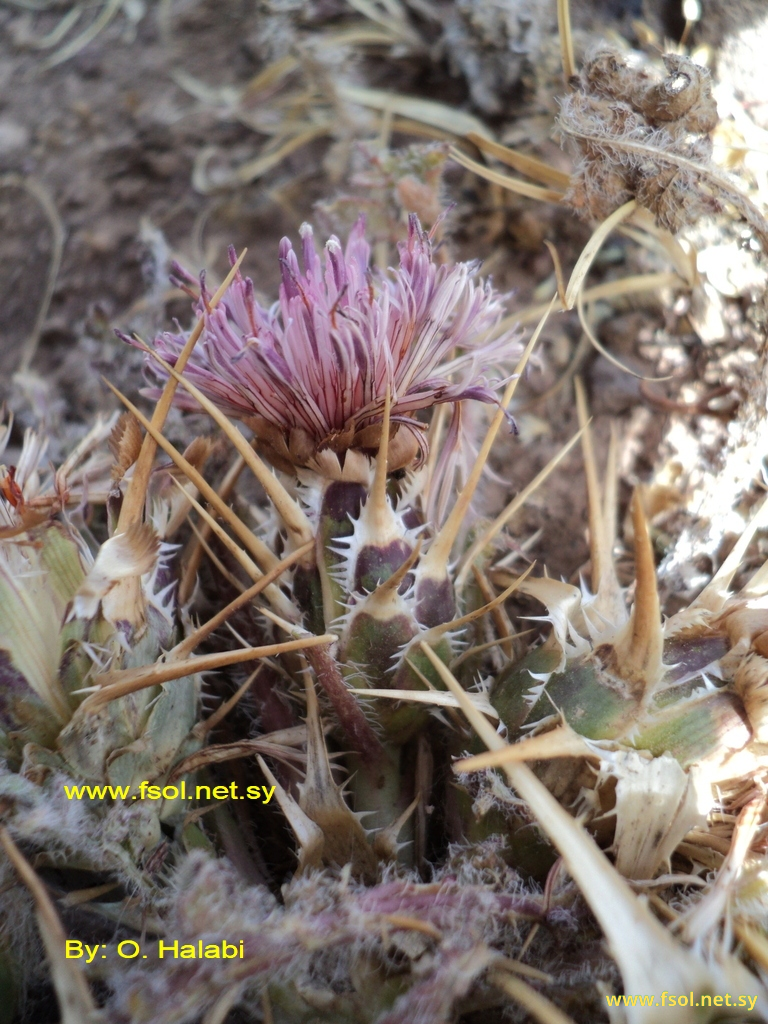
left=43, top=0, right=124, bottom=68
left=575, top=377, right=604, bottom=580
left=337, top=84, right=490, bottom=139
left=117, top=249, right=246, bottom=531
left=203, top=985, right=244, bottom=1024
left=556, top=0, right=576, bottom=83
left=496, top=957, right=553, bottom=983
left=511, top=271, right=687, bottom=328
left=576, top=291, right=673, bottom=382
left=735, top=922, right=768, bottom=974
left=0, top=829, right=98, bottom=1024
left=345, top=0, right=420, bottom=44
left=379, top=914, right=442, bottom=941
left=491, top=970, right=577, bottom=1024
left=168, top=737, right=306, bottom=784
left=449, top=147, right=565, bottom=203
left=59, top=882, right=120, bottom=908
left=240, top=54, right=298, bottom=98
left=464, top=132, right=571, bottom=189
left=80, top=634, right=335, bottom=710
left=544, top=241, right=567, bottom=309
left=26, top=5, right=82, bottom=49
left=564, top=200, right=637, bottom=308
left=1, top=174, right=65, bottom=373
left=195, top=127, right=330, bottom=193
left=455, top=427, right=584, bottom=589
left=619, top=208, right=698, bottom=286
left=141, top=344, right=313, bottom=546
left=575, top=382, right=622, bottom=619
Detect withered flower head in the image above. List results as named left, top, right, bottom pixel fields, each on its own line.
left=145, top=215, right=518, bottom=473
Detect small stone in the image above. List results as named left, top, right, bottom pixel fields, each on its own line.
left=0, top=118, right=28, bottom=155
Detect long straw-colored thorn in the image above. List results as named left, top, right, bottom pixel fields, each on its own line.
left=80, top=634, right=335, bottom=711
left=173, top=540, right=313, bottom=660
left=350, top=686, right=500, bottom=719
left=104, top=380, right=293, bottom=583
left=424, top=563, right=534, bottom=641
left=170, top=475, right=264, bottom=583
left=456, top=427, right=584, bottom=589
left=140, top=343, right=313, bottom=547
left=613, top=490, right=663, bottom=697
left=422, top=295, right=557, bottom=580
left=454, top=725, right=596, bottom=773
left=193, top=666, right=263, bottom=739
left=117, top=249, right=246, bottom=531
left=179, top=453, right=247, bottom=604
left=370, top=385, right=391, bottom=530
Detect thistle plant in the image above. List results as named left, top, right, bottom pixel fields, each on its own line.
left=6, top=1, right=768, bottom=1018
left=138, top=213, right=523, bottom=855
left=3, top=198, right=768, bottom=1024
left=102, top=210, right=768, bottom=1023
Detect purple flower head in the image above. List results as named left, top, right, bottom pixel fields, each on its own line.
left=146, top=215, right=519, bottom=473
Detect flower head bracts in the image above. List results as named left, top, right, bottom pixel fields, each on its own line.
left=145, top=215, right=518, bottom=473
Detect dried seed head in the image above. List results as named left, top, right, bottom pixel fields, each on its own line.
left=108, top=412, right=143, bottom=482
left=558, top=48, right=768, bottom=246
left=70, top=522, right=160, bottom=637
left=639, top=53, right=718, bottom=133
